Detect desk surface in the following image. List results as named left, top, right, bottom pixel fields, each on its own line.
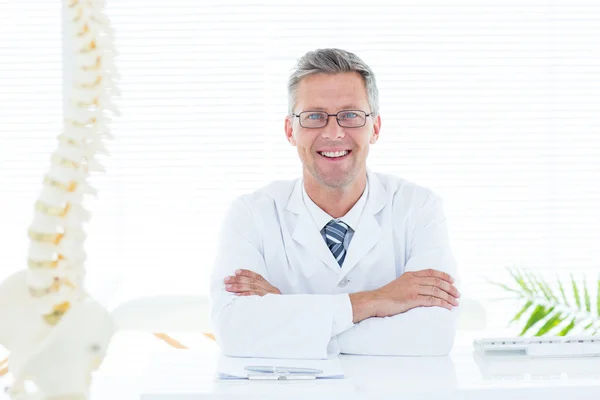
left=138, top=333, right=600, bottom=400
left=2, top=332, right=600, bottom=400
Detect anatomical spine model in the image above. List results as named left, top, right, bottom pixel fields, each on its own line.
left=0, top=1, right=119, bottom=398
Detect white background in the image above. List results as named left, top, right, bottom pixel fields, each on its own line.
left=0, top=0, right=599, bottom=334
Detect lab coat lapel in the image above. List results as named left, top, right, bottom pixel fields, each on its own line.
left=340, top=172, right=387, bottom=275
left=285, top=180, right=341, bottom=273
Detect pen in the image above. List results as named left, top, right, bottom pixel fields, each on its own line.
left=244, top=366, right=323, bottom=374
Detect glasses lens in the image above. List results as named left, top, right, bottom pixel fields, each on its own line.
left=337, top=110, right=366, bottom=128
left=300, top=111, right=328, bottom=128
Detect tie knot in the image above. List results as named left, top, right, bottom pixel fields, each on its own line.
left=325, top=219, right=349, bottom=238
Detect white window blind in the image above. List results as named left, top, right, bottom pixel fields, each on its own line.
left=0, top=2, right=62, bottom=275
left=1, top=0, right=599, bottom=330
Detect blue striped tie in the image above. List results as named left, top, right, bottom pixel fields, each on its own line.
left=324, top=220, right=349, bottom=267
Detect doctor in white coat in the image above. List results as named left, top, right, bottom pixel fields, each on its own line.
left=210, top=48, right=461, bottom=359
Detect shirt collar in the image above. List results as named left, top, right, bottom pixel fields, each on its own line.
left=301, top=178, right=369, bottom=232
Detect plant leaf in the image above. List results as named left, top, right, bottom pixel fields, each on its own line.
left=534, top=312, right=564, bottom=336
left=520, top=305, right=554, bottom=336
left=528, top=271, right=554, bottom=301
left=558, top=318, right=576, bottom=336
left=510, top=300, right=533, bottom=324
left=489, top=281, right=523, bottom=297
left=498, top=269, right=598, bottom=336
left=584, top=279, right=591, bottom=313
left=507, top=267, right=532, bottom=294
left=558, top=276, right=570, bottom=306
left=572, top=274, right=581, bottom=310
left=525, top=271, right=548, bottom=299
left=541, top=277, right=558, bottom=302
left=597, top=277, right=600, bottom=317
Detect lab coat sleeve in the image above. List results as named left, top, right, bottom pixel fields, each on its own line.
left=210, top=197, right=353, bottom=359
left=337, top=191, right=460, bottom=356
left=331, top=293, right=355, bottom=336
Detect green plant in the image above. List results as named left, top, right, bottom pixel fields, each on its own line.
left=491, top=267, right=600, bottom=336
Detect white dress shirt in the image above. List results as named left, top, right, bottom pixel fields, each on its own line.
left=302, top=178, right=369, bottom=252
left=301, top=179, right=369, bottom=335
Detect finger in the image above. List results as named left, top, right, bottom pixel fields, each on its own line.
left=418, top=277, right=461, bottom=298
left=225, top=276, right=275, bottom=293
left=225, top=283, right=259, bottom=293
left=236, top=291, right=260, bottom=297
left=224, top=276, right=257, bottom=285
left=234, top=269, right=265, bottom=281
left=412, top=269, right=454, bottom=284
left=418, top=285, right=459, bottom=306
left=417, top=294, right=454, bottom=311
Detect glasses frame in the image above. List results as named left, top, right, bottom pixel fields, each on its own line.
left=293, top=110, right=372, bottom=129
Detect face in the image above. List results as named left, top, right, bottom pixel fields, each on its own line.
left=284, top=72, right=381, bottom=189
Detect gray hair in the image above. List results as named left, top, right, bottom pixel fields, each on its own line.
left=287, top=48, right=379, bottom=117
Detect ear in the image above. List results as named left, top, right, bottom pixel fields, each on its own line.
left=285, top=116, right=297, bottom=146
left=369, top=114, right=381, bottom=144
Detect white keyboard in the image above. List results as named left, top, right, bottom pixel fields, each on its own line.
left=473, top=335, right=600, bottom=357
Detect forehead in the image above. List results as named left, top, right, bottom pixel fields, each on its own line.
left=295, top=72, right=369, bottom=112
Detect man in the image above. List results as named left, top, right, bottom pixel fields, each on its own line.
left=209, top=48, right=461, bottom=359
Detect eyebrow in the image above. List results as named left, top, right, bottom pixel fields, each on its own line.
left=303, top=105, right=362, bottom=112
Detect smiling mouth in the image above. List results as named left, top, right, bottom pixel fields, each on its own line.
left=317, top=150, right=351, bottom=159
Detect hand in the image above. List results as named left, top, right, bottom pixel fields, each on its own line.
left=374, top=269, right=460, bottom=316
left=349, top=269, right=460, bottom=323
left=224, top=269, right=281, bottom=297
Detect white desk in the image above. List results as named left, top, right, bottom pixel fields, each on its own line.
left=2, top=332, right=600, bottom=400
left=139, top=333, right=600, bottom=400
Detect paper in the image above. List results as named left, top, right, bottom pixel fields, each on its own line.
left=217, top=354, right=345, bottom=379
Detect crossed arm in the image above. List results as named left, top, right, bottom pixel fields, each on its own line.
left=224, top=268, right=459, bottom=318
left=222, top=267, right=460, bottom=357
left=210, top=194, right=460, bottom=359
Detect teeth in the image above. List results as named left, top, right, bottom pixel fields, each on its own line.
left=320, top=151, right=348, bottom=158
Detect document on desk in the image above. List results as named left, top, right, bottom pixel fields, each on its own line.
left=217, top=354, right=345, bottom=380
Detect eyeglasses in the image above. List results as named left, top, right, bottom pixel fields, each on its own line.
left=293, top=110, right=372, bottom=129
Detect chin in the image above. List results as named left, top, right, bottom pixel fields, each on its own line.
left=315, top=171, right=356, bottom=189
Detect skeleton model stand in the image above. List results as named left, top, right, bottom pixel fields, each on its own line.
left=0, top=1, right=120, bottom=398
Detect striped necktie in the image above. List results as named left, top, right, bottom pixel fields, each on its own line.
left=324, top=219, right=349, bottom=267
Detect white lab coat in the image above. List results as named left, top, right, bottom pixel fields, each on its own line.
left=210, top=171, right=460, bottom=359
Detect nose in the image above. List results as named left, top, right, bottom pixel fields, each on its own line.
left=321, top=116, right=346, bottom=140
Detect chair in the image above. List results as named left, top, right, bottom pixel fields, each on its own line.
left=110, top=295, right=213, bottom=349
